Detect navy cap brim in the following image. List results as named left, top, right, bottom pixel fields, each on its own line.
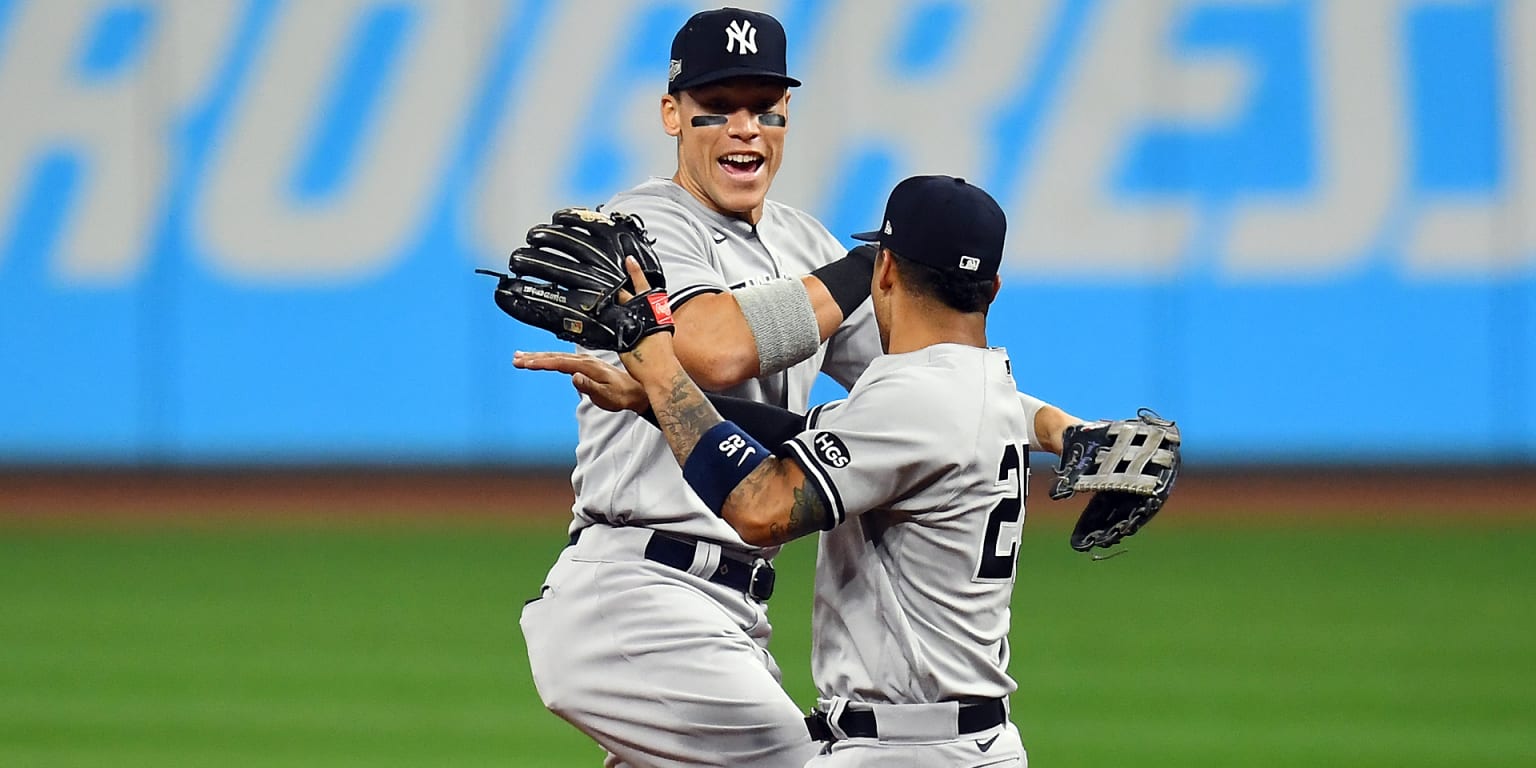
left=850, top=230, right=880, bottom=242
left=671, top=68, right=801, bottom=93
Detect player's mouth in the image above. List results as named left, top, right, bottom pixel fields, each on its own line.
left=718, top=152, right=765, bottom=179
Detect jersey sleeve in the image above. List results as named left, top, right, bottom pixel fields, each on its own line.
left=605, top=193, right=724, bottom=309
left=1018, top=391, right=1045, bottom=449
left=777, top=375, right=957, bottom=528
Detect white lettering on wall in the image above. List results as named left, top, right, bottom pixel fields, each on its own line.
left=1406, top=0, right=1536, bottom=276
left=0, top=1, right=237, bottom=283
left=1008, top=0, right=1242, bottom=277
left=470, top=0, right=678, bottom=259
left=1224, top=0, right=1410, bottom=278
left=197, top=0, right=501, bottom=282
left=780, top=0, right=1058, bottom=218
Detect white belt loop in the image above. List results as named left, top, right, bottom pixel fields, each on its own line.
left=818, top=697, right=854, bottom=741
left=687, top=539, right=722, bottom=579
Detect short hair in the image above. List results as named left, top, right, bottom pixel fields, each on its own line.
left=885, top=249, right=996, bottom=313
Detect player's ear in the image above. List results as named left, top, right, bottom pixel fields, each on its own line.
left=988, top=275, right=1002, bottom=302
left=661, top=94, right=682, bottom=137
left=874, top=248, right=897, bottom=293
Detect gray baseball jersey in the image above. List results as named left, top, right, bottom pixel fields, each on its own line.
left=523, top=177, right=881, bottom=768
left=569, top=177, right=882, bottom=550
left=781, top=344, right=1031, bottom=704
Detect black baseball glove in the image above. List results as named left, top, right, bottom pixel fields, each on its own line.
left=478, top=207, right=673, bottom=352
left=1050, top=408, right=1181, bottom=552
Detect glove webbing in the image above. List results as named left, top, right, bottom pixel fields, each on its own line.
left=1078, top=422, right=1178, bottom=495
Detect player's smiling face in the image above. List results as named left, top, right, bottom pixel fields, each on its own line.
left=663, top=79, right=789, bottom=223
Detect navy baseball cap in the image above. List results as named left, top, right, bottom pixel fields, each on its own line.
left=852, top=176, right=1007, bottom=279
left=668, top=7, right=802, bottom=93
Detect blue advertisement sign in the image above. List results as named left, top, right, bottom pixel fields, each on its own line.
left=2, top=1, right=1532, bottom=465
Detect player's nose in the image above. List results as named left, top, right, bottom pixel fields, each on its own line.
left=725, top=107, right=760, bottom=139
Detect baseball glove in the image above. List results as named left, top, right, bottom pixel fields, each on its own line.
left=1050, top=408, right=1181, bottom=552
left=477, top=207, right=673, bottom=352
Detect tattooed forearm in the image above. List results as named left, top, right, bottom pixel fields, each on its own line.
left=651, top=365, right=724, bottom=466
left=728, top=458, right=827, bottom=545
left=765, top=483, right=829, bottom=544
left=626, top=345, right=827, bottom=547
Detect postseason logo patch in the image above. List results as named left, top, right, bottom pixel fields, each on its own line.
left=812, top=433, right=851, bottom=468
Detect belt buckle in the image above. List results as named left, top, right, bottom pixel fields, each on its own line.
left=747, top=558, right=776, bottom=601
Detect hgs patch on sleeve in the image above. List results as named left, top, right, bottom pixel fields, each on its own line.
left=812, top=433, right=851, bottom=468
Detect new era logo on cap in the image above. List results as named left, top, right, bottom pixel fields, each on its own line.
left=668, top=7, right=801, bottom=93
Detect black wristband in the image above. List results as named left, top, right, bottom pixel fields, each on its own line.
left=810, top=244, right=877, bottom=319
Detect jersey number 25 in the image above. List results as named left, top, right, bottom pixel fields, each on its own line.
left=975, top=443, right=1027, bottom=582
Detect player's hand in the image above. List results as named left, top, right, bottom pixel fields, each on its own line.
left=616, top=256, right=653, bottom=300
left=484, top=207, right=670, bottom=352
left=615, top=256, right=676, bottom=365
left=513, top=351, right=648, bottom=413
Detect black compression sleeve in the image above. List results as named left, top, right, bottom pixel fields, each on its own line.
left=707, top=394, right=807, bottom=446
left=638, top=394, right=806, bottom=446
left=810, top=244, right=877, bottom=319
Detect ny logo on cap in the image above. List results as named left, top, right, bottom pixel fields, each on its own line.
left=668, top=59, right=682, bottom=83
left=726, top=19, right=757, bottom=54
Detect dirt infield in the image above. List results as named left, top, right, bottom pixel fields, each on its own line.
left=2, top=465, right=1533, bottom=524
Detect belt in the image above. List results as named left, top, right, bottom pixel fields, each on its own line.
left=804, top=699, right=1007, bottom=742
left=567, top=528, right=776, bottom=602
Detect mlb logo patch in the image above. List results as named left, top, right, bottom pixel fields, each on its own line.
left=958, top=255, right=980, bottom=271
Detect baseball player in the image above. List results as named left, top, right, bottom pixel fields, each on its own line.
left=514, top=9, right=1083, bottom=768
left=525, top=175, right=1035, bottom=766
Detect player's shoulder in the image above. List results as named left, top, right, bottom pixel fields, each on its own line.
left=858, top=346, right=1013, bottom=418
left=607, top=180, right=709, bottom=229
left=762, top=198, right=839, bottom=241
left=603, top=179, right=719, bottom=253
left=760, top=199, right=845, bottom=269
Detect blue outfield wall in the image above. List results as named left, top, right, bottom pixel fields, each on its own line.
left=1, top=0, right=1533, bottom=466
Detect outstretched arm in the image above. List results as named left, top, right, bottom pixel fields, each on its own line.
left=1032, top=403, right=1084, bottom=455
left=514, top=352, right=807, bottom=447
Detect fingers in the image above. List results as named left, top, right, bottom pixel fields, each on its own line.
left=614, top=256, right=649, bottom=303
left=624, top=256, right=651, bottom=294
left=516, top=352, right=645, bottom=413
left=513, top=350, right=605, bottom=375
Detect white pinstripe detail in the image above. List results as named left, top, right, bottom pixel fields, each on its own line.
left=784, top=438, right=844, bottom=527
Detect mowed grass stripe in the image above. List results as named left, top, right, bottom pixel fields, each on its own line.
left=1009, top=526, right=1536, bottom=768
left=0, top=527, right=557, bottom=767
left=2, top=522, right=1534, bottom=767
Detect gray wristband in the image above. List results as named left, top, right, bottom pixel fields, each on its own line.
left=734, top=277, right=821, bottom=375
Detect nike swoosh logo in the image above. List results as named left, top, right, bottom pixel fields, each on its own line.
left=975, top=734, right=999, bottom=752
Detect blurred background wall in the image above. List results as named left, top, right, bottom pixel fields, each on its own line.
left=1, top=0, right=1533, bottom=468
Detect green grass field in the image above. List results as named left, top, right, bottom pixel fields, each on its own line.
left=2, top=518, right=1534, bottom=767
